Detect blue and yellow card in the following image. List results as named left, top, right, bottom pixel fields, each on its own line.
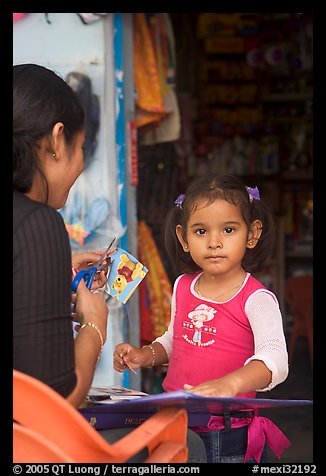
left=106, top=248, right=148, bottom=304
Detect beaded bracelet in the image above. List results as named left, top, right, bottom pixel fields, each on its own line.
left=142, top=344, right=156, bottom=368
left=80, top=322, right=104, bottom=359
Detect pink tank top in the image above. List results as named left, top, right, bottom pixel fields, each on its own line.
left=163, top=273, right=269, bottom=398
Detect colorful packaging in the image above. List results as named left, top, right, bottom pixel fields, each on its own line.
left=106, top=248, right=148, bottom=304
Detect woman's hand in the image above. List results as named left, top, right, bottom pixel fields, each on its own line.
left=72, top=250, right=110, bottom=290
left=72, top=251, right=102, bottom=269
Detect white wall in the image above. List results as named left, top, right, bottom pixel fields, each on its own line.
left=14, top=13, right=104, bottom=90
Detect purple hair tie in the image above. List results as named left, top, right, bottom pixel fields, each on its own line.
left=245, top=186, right=260, bottom=203
left=174, top=194, right=185, bottom=208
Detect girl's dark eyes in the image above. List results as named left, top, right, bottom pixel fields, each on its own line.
left=194, top=228, right=235, bottom=235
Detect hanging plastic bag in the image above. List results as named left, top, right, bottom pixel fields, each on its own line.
left=65, top=71, right=100, bottom=169
left=59, top=172, right=125, bottom=250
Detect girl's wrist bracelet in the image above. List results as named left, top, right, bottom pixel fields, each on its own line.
left=80, top=322, right=104, bottom=362
left=142, top=344, right=156, bottom=368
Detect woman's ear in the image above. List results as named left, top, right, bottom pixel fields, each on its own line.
left=176, top=225, right=189, bottom=253
left=247, top=219, right=263, bottom=249
left=51, top=122, right=65, bottom=157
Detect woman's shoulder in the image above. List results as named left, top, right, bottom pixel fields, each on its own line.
left=13, top=191, right=64, bottom=232
left=14, top=190, right=51, bottom=213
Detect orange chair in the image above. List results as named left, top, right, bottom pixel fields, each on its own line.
left=13, top=423, right=71, bottom=463
left=13, top=370, right=188, bottom=463
left=285, top=275, right=313, bottom=368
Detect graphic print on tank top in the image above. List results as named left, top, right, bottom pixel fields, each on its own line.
left=183, top=303, right=217, bottom=346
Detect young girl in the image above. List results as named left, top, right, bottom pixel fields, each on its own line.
left=114, top=174, right=290, bottom=463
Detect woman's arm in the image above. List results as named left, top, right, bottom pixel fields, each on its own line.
left=13, top=203, right=108, bottom=408
left=67, top=279, right=108, bottom=407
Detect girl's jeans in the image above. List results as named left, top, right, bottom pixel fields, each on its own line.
left=196, top=425, right=267, bottom=464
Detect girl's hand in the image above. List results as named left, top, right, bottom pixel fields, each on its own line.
left=113, top=343, right=148, bottom=373
left=183, top=376, right=238, bottom=398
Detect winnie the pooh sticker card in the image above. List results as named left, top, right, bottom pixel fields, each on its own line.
left=106, top=248, right=148, bottom=304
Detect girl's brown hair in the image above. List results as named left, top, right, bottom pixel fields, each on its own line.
left=164, top=174, right=275, bottom=274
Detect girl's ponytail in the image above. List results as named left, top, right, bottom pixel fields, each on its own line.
left=164, top=201, right=200, bottom=275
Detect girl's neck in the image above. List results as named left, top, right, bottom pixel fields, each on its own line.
left=200, top=268, right=246, bottom=286
left=196, top=270, right=247, bottom=302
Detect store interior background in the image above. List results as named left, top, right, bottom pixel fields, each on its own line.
left=13, top=13, right=313, bottom=463
left=137, top=11, right=312, bottom=377
left=136, top=13, right=313, bottom=463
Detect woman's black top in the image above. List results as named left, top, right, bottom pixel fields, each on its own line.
left=13, top=190, right=76, bottom=397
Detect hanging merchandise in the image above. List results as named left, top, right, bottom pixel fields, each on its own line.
left=59, top=172, right=125, bottom=249
left=77, top=13, right=109, bottom=24
left=138, top=278, right=154, bottom=345
left=65, top=71, right=100, bottom=169
left=138, top=221, right=172, bottom=341
left=133, top=13, right=167, bottom=128
left=139, top=13, right=181, bottom=145
left=128, top=121, right=139, bottom=186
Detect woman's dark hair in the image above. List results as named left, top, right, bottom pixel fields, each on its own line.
left=164, top=174, right=275, bottom=274
left=13, top=63, right=85, bottom=199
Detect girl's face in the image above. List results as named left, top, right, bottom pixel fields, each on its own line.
left=177, top=199, right=252, bottom=277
